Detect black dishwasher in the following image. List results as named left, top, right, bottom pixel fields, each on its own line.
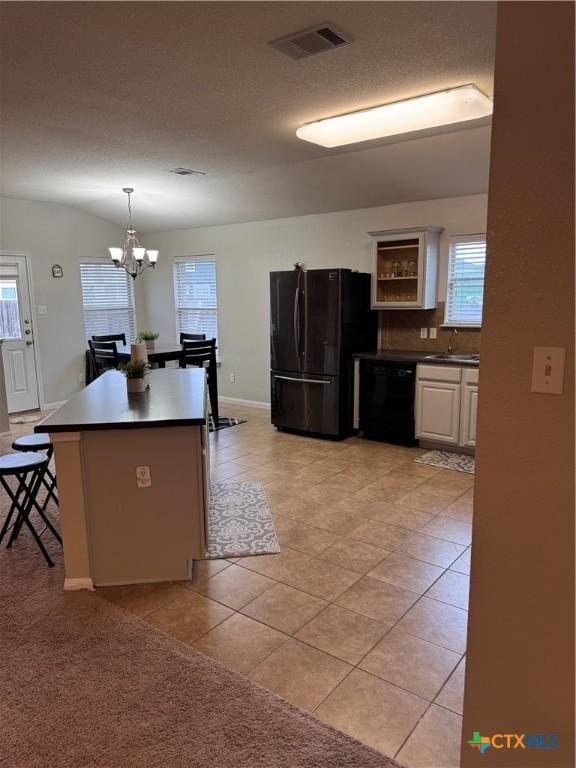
left=359, top=360, right=417, bottom=445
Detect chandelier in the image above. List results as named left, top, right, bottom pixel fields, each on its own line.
left=109, top=188, right=159, bottom=279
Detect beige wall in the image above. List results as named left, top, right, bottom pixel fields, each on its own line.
left=0, top=197, right=125, bottom=405
left=141, top=194, right=487, bottom=404
left=0, top=193, right=487, bottom=407
left=462, top=3, right=574, bottom=767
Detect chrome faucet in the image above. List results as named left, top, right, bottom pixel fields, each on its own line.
left=447, top=328, right=459, bottom=353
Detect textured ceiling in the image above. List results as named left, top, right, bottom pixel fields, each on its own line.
left=0, top=1, right=497, bottom=231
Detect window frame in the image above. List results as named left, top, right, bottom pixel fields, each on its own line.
left=172, top=255, right=219, bottom=346
left=443, top=234, right=487, bottom=328
left=79, top=257, right=137, bottom=343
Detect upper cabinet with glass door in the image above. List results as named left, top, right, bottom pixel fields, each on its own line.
left=369, top=226, right=443, bottom=309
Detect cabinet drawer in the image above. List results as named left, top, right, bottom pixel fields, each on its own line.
left=463, top=367, right=479, bottom=385
left=417, top=364, right=462, bottom=383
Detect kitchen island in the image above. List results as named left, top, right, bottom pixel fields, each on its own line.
left=38, top=368, right=210, bottom=590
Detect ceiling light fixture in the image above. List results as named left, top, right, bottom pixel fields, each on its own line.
left=296, top=84, right=493, bottom=148
left=109, top=188, right=159, bottom=280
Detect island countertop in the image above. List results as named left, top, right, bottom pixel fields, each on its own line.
left=37, top=368, right=207, bottom=433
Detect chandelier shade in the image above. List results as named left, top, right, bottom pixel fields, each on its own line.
left=109, top=188, right=159, bottom=279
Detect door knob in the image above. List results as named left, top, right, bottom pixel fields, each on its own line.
left=26, top=340, right=33, bottom=346
left=25, top=329, right=31, bottom=335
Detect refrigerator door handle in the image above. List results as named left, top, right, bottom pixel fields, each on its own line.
left=293, top=285, right=300, bottom=358
left=301, top=272, right=306, bottom=359
left=273, top=375, right=331, bottom=385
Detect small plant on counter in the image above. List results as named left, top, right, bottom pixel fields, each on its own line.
left=138, top=330, right=159, bottom=351
left=121, top=359, right=150, bottom=393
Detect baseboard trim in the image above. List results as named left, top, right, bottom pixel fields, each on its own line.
left=64, top=577, right=94, bottom=591
left=219, top=396, right=271, bottom=410
left=419, top=439, right=475, bottom=456
left=43, top=400, right=67, bottom=411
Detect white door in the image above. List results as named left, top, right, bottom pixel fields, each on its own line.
left=459, top=385, right=479, bottom=448
left=416, top=380, right=461, bottom=444
left=0, top=255, right=39, bottom=413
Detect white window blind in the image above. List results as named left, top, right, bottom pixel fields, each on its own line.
left=445, top=235, right=487, bottom=326
left=173, top=257, right=218, bottom=342
left=80, top=261, right=136, bottom=342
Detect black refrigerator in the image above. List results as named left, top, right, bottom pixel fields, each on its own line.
left=270, top=268, right=377, bottom=439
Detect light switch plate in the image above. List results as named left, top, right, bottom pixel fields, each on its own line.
left=429, top=327, right=438, bottom=339
left=420, top=328, right=428, bottom=339
left=531, top=347, right=566, bottom=395
left=37, top=305, right=48, bottom=315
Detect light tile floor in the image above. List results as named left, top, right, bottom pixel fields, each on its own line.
left=98, top=403, right=473, bottom=768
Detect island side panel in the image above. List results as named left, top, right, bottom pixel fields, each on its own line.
left=83, top=425, right=207, bottom=586
left=50, top=432, right=94, bottom=590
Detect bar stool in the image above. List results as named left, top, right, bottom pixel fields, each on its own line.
left=12, top=433, right=58, bottom=510
left=0, top=452, right=60, bottom=567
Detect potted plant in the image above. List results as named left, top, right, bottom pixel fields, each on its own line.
left=121, top=359, right=150, bottom=393
left=139, top=330, right=159, bottom=351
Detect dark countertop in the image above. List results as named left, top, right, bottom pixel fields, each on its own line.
left=37, top=368, right=207, bottom=433
left=354, top=349, right=480, bottom=367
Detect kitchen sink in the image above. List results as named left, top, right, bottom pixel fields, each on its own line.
left=425, top=353, right=480, bottom=362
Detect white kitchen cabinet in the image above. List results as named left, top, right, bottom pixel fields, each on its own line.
left=369, top=226, right=443, bottom=310
left=416, top=364, right=479, bottom=450
left=416, top=379, right=461, bottom=444
left=459, top=368, right=479, bottom=448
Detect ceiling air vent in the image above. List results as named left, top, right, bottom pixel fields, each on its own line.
left=269, top=23, right=352, bottom=61
left=165, top=168, right=206, bottom=176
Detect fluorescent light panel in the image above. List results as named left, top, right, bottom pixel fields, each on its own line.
left=296, top=84, right=492, bottom=148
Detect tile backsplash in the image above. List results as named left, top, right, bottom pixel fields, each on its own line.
left=378, top=302, right=481, bottom=353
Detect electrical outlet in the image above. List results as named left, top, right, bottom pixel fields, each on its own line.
left=531, top=347, right=566, bottom=394
left=420, top=328, right=428, bottom=339
left=37, top=305, right=48, bottom=315
left=429, top=327, right=438, bottom=339
left=78, top=372, right=85, bottom=383
left=229, top=373, right=236, bottom=384
left=136, top=466, right=152, bottom=488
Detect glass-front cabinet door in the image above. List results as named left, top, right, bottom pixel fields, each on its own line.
left=369, top=226, right=443, bottom=309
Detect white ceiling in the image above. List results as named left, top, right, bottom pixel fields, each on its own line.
left=0, top=1, right=497, bottom=232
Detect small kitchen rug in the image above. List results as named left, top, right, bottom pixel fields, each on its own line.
left=415, top=450, right=475, bottom=474
left=9, top=412, right=44, bottom=425
left=208, top=416, right=246, bottom=433
left=205, top=481, right=280, bottom=558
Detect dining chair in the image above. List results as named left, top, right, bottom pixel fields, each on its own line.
left=180, top=338, right=219, bottom=425
left=88, top=340, right=120, bottom=377
left=179, top=332, right=206, bottom=343
left=92, top=333, right=127, bottom=346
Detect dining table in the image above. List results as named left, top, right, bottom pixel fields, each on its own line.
left=85, top=341, right=219, bottom=424
left=116, top=342, right=185, bottom=368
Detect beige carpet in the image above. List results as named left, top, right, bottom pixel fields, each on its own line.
left=0, top=507, right=402, bottom=767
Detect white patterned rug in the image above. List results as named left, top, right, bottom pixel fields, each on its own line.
left=9, top=412, right=44, bottom=425
left=208, top=416, right=246, bottom=433
left=206, top=481, right=280, bottom=558
left=415, top=450, right=475, bottom=474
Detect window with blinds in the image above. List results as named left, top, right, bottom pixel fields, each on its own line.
left=444, top=235, right=487, bottom=326
left=173, top=257, right=218, bottom=342
left=79, top=261, right=136, bottom=341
